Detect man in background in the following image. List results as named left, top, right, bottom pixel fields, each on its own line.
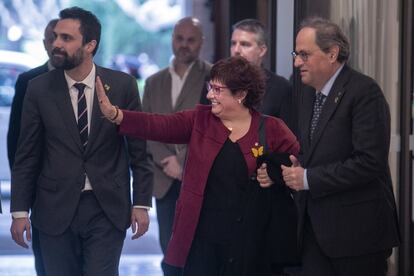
left=282, top=17, right=400, bottom=276
left=7, top=18, right=58, bottom=276
left=142, top=16, right=211, bottom=276
left=229, top=19, right=299, bottom=276
left=200, top=19, right=293, bottom=131
left=231, top=19, right=293, bottom=129
left=8, top=18, right=58, bottom=169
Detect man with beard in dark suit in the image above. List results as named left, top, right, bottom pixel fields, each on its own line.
left=282, top=17, right=400, bottom=276
left=7, top=18, right=57, bottom=276
left=10, top=7, right=152, bottom=276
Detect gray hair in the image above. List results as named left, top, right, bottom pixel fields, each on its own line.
left=300, top=17, right=350, bottom=62
left=232, top=19, right=267, bottom=46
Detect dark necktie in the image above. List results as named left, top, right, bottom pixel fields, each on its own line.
left=309, top=92, right=326, bottom=141
left=74, top=83, right=88, bottom=149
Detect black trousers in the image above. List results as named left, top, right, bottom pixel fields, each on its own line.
left=156, top=180, right=181, bottom=254
left=183, top=236, right=242, bottom=276
left=32, top=225, right=46, bottom=276
left=156, top=180, right=183, bottom=276
left=302, top=218, right=390, bottom=276
left=38, top=191, right=126, bottom=276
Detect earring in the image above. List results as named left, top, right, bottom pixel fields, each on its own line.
left=238, top=99, right=242, bottom=104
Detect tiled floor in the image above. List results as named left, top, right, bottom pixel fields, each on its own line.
left=0, top=193, right=163, bottom=275
left=0, top=255, right=163, bottom=276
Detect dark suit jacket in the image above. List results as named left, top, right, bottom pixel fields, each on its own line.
left=10, top=66, right=153, bottom=235
left=260, top=69, right=293, bottom=129
left=142, top=59, right=211, bottom=198
left=296, top=64, right=400, bottom=258
left=8, top=62, right=49, bottom=169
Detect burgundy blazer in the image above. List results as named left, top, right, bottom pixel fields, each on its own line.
left=120, top=105, right=299, bottom=267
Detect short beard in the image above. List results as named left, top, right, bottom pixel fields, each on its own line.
left=51, top=48, right=84, bottom=70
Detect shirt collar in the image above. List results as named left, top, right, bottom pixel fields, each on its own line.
left=64, top=64, right=96, bottom=89
left=320, top=63, right=344, bottom=97
left=169, top=58, right=195, bottom=79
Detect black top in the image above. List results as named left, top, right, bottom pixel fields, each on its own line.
left=196, top=138, right=249, bottom=243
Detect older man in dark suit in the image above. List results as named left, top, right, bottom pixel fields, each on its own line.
left=7, top=19, right=58, bottom=276
left=10, top=7, right=152, bottom=276
left=282, top=17, right=400, bottom=276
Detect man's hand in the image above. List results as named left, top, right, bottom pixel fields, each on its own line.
left=130, top=208, right=149, bottom=240
left=161, top=155, right=183, bottom=180
left=281, top=155, right=305, bottom=191
left=257, top=163, right=274, bottom=188
left=10, top=217, right=31, bottom=249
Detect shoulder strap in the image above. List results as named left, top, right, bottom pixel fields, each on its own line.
left=258, top=115, right=269, bottom=153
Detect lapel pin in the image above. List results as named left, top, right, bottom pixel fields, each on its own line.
left=251, top=142, right=264, bottom=158
left=104, top=84, right=110, bottom=92
left=334, top=91, right=343, bottom=103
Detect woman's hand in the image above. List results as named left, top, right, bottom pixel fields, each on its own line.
left=256, top=163, right=274, bottom=188
left=95, top=76, right=123, bottom=124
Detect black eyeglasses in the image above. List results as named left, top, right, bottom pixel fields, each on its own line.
left=291, top=50, right=317, bottom=62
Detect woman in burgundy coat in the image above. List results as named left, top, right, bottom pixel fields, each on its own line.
left=96, top=56, right=299, bottom=276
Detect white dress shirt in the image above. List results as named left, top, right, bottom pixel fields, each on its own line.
left=169, top=59, right=194, bottom=108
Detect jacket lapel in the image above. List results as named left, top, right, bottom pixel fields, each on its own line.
left=52, top=70, right=84, bottom=151
left=85, top=65, right=105, bottom=154
left=305, top=65, right=351, bottom=163
left=299, top=85, right=315, bottom=155
left=174, top=60, right=203, bottom=111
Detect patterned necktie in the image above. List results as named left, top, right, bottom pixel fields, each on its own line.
left=309, top=92, right=326, bottom=141
left=74, top=83, right=88, bottom=149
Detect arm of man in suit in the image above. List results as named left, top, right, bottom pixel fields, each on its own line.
left=285, top=80, right=390, bottom=197
left=124, top=76, right=153, bottom=239
left=10, top=81, right=43, bottom=247
left=308, top=81, right=390, bottom=198
left=142, top=75, right=184, bottom=181
left=7, top=74, right=28, bottom=169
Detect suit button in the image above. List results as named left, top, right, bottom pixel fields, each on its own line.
left=228, top=257, right=234, bottom=263
left=236, top=216, right=242, bottom=222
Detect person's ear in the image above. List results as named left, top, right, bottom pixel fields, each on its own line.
left=329, top=45, right=339, bottom=62
left=259, top=44, right=267, bottom=59
left=85, top=40, right=97, bottom=54
left=237, top=90, right=247, bottom=103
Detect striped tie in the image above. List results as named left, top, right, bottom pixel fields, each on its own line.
left=309, top=92, right=326, bottom=141
left=74, top=83, right=88, bottom=149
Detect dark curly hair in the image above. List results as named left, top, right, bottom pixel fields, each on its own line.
left=210, top=56, right=265, bottom=109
